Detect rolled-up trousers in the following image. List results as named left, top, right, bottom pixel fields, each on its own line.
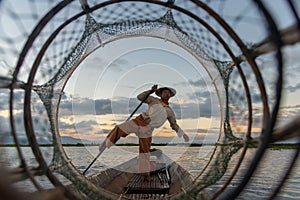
left=105, top=115, right=153, bottom=177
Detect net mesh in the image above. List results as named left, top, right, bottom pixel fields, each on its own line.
left=0, top=0, right=299, bottom=199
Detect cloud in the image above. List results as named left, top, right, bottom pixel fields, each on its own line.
left=277, top=104, right=300, bottom=118
left=59, top=95, right=212, bottom=119
left=95, top=99, right=112, bottom=114
left=0, top=116, right=9, bottom=132
left=96, top=97, right=147, bottom=115
left=59, top=98, right=73, bottom=111
left=59, top=119, right=99, bottom=133
left=185, top=128, right=209, bottom=133
left=284, top=82, right=300, bottom=93
left=95, top=129, right=111, bottom=135
left=58, top=121, right=75, bottom=130
left=188, top=79, right=207, bottom=88
left=187, top=90, right=211, bottom=103
left=171, top=98, right=214, bottom=118
left=0, top=90, right=24, bottom=110
left=59, top=96, right=147, bottom=116
left=0, top=111, right=52, bottom=144
left=252, top=92, right=262, bottom=104
left=108, top=58, right=130, bottom=72
left=76, top=120, right=98, bottom=127
left=98, top=122, right=111, bottom=126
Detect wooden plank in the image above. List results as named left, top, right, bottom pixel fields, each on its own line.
left=124, top=173, right=170, bottom=194
left=123, top=193, right=167, bottom=199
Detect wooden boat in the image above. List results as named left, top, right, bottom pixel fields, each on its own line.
left=85, top=148, right=194, bottom=199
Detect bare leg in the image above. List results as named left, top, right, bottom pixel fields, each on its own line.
left=98, top=125, right=128, bottom=153
left=138, top=137, right=152, bottom=181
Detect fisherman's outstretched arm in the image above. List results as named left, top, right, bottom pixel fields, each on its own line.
left=168, top=111, right=189, bottom=142
left=137, top=85, right=157, bottom=103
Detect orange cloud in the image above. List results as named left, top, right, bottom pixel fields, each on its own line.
left=177, top=99, right=187, bottom=105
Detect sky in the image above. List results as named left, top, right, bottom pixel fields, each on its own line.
left=59, top=37, right=222, bottom=144
left=0, top=0, right=300, bottom=146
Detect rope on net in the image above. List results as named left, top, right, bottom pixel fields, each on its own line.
left=35, top=6, right=234, bottom=199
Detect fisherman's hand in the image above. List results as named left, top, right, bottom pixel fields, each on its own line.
left=183, top=133, right=189, bottom=142
left=151, top=84, right=158, bottom=93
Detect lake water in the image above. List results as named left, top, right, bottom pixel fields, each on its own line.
left=0, top=146, right=299, bottom=199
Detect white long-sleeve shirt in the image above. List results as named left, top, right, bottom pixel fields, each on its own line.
left=137, top=90, right=185, bottom=137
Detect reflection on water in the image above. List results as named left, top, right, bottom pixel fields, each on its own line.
left=0, top=146, right=299, bottom=199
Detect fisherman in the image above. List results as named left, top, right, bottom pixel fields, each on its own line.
left=98, top=84, right=189, bottom=180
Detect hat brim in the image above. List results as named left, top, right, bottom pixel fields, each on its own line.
left=155, top=87, right=176, bottom=97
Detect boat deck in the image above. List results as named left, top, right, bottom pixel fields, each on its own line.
left=83, top=149, right=194, bottom=199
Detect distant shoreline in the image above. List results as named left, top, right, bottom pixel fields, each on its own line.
left=0, top=143, right=299, bottom=149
